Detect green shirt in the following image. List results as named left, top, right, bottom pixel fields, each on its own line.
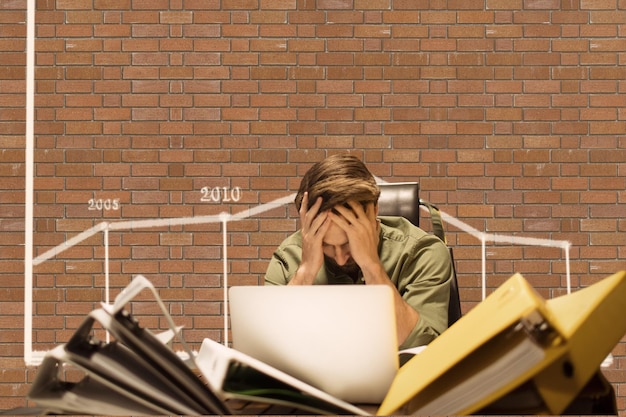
left=264, top=216, right=452, bottom=350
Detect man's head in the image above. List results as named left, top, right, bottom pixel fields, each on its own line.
left=295, top=154, right=381, bottom=272
left=295, top=154, right=380, bottom=213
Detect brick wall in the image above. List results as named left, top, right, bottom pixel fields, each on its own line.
left=1, top=0, right=625, bottom=413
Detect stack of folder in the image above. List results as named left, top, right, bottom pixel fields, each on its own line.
left=378, top=270, right=625, bottom=415
left=10, top=271, right=625, bottom=415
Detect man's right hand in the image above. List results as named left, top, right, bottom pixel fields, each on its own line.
left=289, top=192, right=329, bottom=285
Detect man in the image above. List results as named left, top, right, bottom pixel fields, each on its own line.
left=265, top=154, right=453, bottom=350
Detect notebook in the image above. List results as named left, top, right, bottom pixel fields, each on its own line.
left=228, top=285, right=399, bottom=404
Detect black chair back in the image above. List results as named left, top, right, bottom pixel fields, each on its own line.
left=377, top=182, right=421, bottom=227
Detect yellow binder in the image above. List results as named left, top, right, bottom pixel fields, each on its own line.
left=532, top=270, right=626, bottom=413
left=377, top=271, right=626, bottom=416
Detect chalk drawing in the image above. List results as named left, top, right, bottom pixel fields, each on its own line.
left=23, top=1, right=571, bottom=366
left=24, top=186, right=571, bottom=365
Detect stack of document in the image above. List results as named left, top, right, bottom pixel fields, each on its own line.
left=26, top=276, right=230, bottom=415
left=20, top=271, right=626, bottom=415
left=25, top=276, right=367, bottom=415
left=378, top=270, right=626, bottom=415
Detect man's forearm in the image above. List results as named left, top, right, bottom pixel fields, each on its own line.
left=288, top=266, right=317, bottom=285
left=394, top=294, right=419, bottom=345
left=360, top=261, right=419, bottom=346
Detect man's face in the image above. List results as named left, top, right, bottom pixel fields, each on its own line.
left=322, top=221, right=355, bottom=268
left=321, top=201, right=378, bottom=274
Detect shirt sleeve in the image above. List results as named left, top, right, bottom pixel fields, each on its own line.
left=264, top=232, right=304, bottom=286
left=396, top=234, right=452, bottom=350
left=264, top=249, right=291, bottom=285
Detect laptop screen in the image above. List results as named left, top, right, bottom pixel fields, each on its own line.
left=228, top=285, right=399, bottom=404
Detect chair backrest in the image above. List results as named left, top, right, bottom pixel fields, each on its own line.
left=377, top=182, right=462, bottom=327
left=445, top=245, right=462, bottom=326
left=377, top=182, right=421, bottom=227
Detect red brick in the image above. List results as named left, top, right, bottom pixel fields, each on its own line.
left=3, top=3, right=626, bottom=412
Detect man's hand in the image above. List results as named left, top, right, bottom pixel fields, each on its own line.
left=290, top=192, right=330, bottom=285
left=328, top=201, right=383, bottom=283
left=330, top=201, right=419, bottom=345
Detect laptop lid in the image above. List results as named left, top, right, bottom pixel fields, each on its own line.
left=228, top=285, right=399, bottom=404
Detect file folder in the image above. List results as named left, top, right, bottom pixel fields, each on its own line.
left=24, top=275, right=369, bottom=416
left=377, top=271, right=626, bottom=416
left=27, top=276, right=231, bottom=415
left=532, top=270, right=626, bottom=413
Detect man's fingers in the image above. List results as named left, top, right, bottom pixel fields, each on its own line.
left=300, top=194, right=323, bottom=229
left=332, top=202, right=366, bottom=227
left=309, top=210, right=329, bottom=236
left=300, top=191, right=309, bottom=214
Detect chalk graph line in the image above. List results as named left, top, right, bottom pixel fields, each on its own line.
left=22, top=0, right=572, bottom=366
left=25, top=186, right=572, bottom=365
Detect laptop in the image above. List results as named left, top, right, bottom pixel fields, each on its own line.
left=228, top=285, right=399, bottom=404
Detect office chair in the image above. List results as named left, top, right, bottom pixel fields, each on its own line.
left=377, top=182, right=462, bottom=327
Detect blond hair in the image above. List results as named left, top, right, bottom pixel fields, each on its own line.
left=295, top=154, right=380, bottom=212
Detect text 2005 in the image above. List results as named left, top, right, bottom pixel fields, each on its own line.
left=88, top=198, right=120, bottom=211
